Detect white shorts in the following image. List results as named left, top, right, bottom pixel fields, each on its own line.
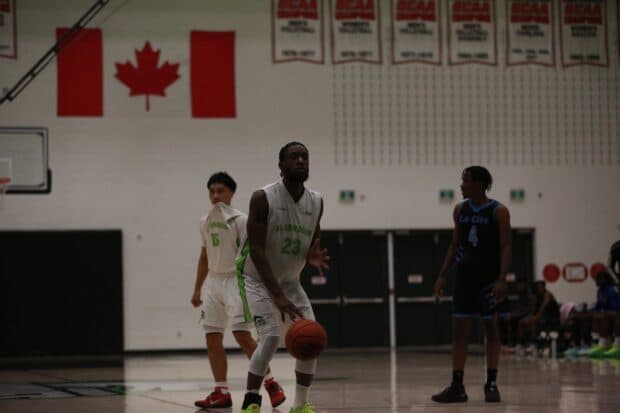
left=240, top=275, right=315, bottom=341
left=200, top=274, right=253, bottom=334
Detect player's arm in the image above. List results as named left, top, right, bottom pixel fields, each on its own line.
left=191, top=247, right=208, bottom=307
left=492, top=205, right=512, bottom=299
left=306, top=199, right=330, bottom=274
left=247, top=190, right=303, bottom=320
left=433, top=204, right=462, bottom=297
left=496, top=205, right=512, bottom=282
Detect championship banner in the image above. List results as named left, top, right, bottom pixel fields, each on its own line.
left=330, top=0, right=382, bottom=63
left=0, top=0, right=16, bottom=59
left=560, top=0, right=608, bottom=67
left=447, top=0, right=497, bottom=65
left=506, top=0, right=554, bottom=66
left=272, top=0, right=324, bottom=64
left=391, top=0, right=441, bottom=64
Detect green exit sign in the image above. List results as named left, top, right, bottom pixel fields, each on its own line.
left=439, top=189, right=454, bottom=203
left=510, top=189, right=525, bottom=202
left=339, top=190, right=355, bottom=203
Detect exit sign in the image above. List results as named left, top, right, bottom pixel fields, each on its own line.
left=439, top=189, right=454, bottom=203
left=510, top=189, right=525, bottom=202
left=339, top=190, right=355, bottom=203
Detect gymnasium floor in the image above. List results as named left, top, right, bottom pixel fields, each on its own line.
left=1, top=350, right=619, bottom=413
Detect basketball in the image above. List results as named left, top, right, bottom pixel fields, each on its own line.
left=285, top=319, right=327, bottom=361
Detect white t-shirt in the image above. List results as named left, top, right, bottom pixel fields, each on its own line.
left=242, top=180, right=322, bottom=285
left=200, top=202, right=247, bottom=276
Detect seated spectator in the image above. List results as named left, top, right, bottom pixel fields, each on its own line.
left=499, top=279, right=533, bottom=351
left=516, top=281, right=560, bottom=355
left=573, top=271, right=620, bottom=358
left=610, top=240, right=620, bottom=277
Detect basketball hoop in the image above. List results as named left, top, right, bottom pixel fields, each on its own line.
left=0, top=177, right=11, bottom=210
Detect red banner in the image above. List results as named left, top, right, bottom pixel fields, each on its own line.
left=190, top=31, right=236, bottom=118
left=56, top=28, right=103, bottom=117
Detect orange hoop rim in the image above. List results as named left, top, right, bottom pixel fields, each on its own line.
left=0, top=177, right=11, bottom=186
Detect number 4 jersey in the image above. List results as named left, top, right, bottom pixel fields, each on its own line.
left=200, top=202, right=247, bottom=276
left=241, top=180, right=322, bottom=285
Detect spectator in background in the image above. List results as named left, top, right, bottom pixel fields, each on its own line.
left=573, top=271, right=620, bottom=358
left=501, top=279, right=533, bottom=351
left=610, top=240, right=620, bottom=277
left=516, top=281, right=560, bottom=355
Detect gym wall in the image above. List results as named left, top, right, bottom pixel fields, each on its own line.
left=0, top=0, right=618, bottom=350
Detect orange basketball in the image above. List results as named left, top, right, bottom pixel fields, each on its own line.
left=285, top=319, right=327, bottom=361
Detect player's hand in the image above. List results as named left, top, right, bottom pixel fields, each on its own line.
left=492, top=280, right=507, bottom=301
left=274, top=293, right=304, bottom=322
left=191, top=290, right=203, bottom=308
left=307, top=239, right=330, bottom=275
left=433, top=276, right=446, bottom=301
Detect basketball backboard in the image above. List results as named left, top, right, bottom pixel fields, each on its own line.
left=0, top=127, right=50, bottom=193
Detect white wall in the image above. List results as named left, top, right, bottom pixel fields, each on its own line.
left=1, top=0, right=619, bottom=350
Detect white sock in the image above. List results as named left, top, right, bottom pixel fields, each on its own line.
left=599, top=337, right=609, bottom=347
left=248, top=388, right=260, bottom=395
left=264, top=372, right=274, bottom=382
left=615, top=337, right=620, bottom=347
left=592, top=332, right=600, bottom=342
left=294, top=384, right=310, bottom=407
left=215, top=382, right=228, bottom=393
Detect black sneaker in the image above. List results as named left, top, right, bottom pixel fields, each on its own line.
left=241, top=392, right=262, bottom=410
left=431, top=384, right=468, bottom=403
left=484, top=383, right=501, bottom=403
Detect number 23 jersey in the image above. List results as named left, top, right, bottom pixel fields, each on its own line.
left=242, top=180, right=322, bottom=285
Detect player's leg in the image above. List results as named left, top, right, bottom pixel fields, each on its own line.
left=603, top=313, right=620, bottom=357
left=227, top=276, right=286, bottom=408
left=240, top=277, right=282, bottom=412
left=591, top=312, right=613, bottom=357
left=288, top=285, right=317, bottom=412
left=432, top=273, right=473, bottom=403
left=195, top=276, right=233, bottom=409
left=482, top=315, right=501, bottom=402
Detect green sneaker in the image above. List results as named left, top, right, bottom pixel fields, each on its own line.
left=589, top=345, right=612, bottom=358
left=290, top=402, right=315, bottom=413
left=602, top=345, right=620, bottom=359
left=578, top=345, right=596, bottom=356
left=240, top=404, right=261, bottom=413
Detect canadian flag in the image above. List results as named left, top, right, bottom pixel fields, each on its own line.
left=56, top=28, right=236, bottom=118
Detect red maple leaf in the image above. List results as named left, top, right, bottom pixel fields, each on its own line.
left=115, top=41, right=180, bottom=111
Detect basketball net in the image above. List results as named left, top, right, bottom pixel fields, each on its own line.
left=0, top=177, right=11, bottom=210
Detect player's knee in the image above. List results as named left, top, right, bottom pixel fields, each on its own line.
left=248, top=335, right=279, bottom=377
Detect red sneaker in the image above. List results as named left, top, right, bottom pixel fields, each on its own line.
left=194, top=387, right=233, bottom=409
left=264, top=378, right=286, bottom=408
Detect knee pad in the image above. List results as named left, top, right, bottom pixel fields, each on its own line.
left=248, top=335, right=279, bottom=377
left=295, top=358, right=317, bottom=375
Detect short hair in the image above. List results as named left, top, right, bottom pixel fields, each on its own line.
left=279, top=141, right=307, bottom=162
left=207, top=172, right=237, bottom=192
left=464, top=165, right=493, bottom=191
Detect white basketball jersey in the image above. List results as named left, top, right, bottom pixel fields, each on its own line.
left=200, top=202, right=247, bottom=276
left=242, top=180, right=322, bottom=285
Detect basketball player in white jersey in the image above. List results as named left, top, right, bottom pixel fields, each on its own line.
left=237, top=142, right=329, bottom=413
left=191, top=172, right=286, bottom=409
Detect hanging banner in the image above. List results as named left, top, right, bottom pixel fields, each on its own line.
left=560, top=0, right=608, bottom=67
left=330, top=0, right=382, bottom=63
left=391, top=0, right=442, bottom=65
left=506, top=0, right=555, bottom=66
left=447, top=0, right=497, bottom=65
left=272, top=0, right=325, bottom=64
left=0, top=0, right=16, bottom=59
